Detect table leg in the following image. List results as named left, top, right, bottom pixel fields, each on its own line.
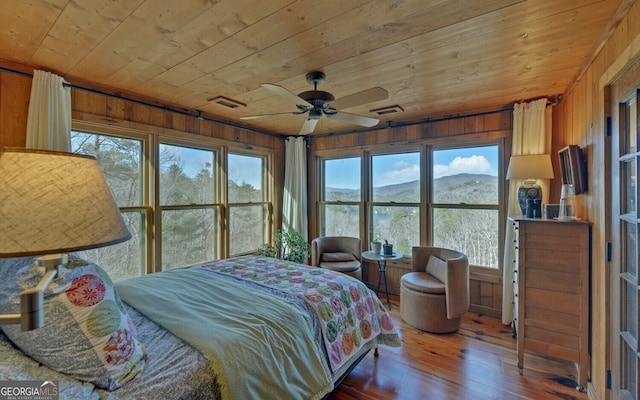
left=376, top=261, right=383, bottom=293
left=376, top=260, right=391, bottom=308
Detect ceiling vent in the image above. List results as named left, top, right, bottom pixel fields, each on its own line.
left=208, top=96, right=246, bottom=109
left=369, top=105, right=404, bottom=115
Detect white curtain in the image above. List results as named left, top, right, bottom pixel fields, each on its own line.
left=282, top=136, right=308, bottom=238
left=26, top=70, right=71, bottom=151
left=501, top=98, right=552, bottom=325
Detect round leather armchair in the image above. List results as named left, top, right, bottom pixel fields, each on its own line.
left=311, top=236, right=362, bottom=280
left=400, top=246, right=469, bottom=333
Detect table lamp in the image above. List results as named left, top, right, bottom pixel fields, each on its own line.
left=506, top=154, right=555, bottom=215
left=0, top=148, right=131, bottom=330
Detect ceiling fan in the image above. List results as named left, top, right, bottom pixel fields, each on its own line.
left=240, top=71, right=388, bottom=135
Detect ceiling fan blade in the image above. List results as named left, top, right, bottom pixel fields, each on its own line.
left=330, top=87, right=388, bottom=110
left=327, top=111, right=379, bottom=127
left=299, top=118, right=319, bottom=135
left=240, top=111, right=301, bottom=120
left=262, top=83, right=313, bottom=107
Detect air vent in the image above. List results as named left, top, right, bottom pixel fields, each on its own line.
left=370, top=105, right=404, bottom=115
left=208, top=96, right=246, bottom=109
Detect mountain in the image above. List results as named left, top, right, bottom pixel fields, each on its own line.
left=373, top=180, right=418, bottom=202
left=432, top=173, right=498, bottom=203
left=326, top=173, right=498, bottom=203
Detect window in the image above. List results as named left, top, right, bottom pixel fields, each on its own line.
left=158, top=143, right=219, bottom=270
left=70, top=126, right=274, bottom=279
left=317, top=143, right=502, bottom=271
left=431, top=145, right=500, bottom=269
left=71, top=130, right=148, bottom=281
left=370, top=152, right=420, bottom=255
left=320, top=157, right=361, bottom=236
left=228, top=153, right=270, bottom=255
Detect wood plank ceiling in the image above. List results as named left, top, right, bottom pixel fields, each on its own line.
left=0, top=0, right=622, bottom=137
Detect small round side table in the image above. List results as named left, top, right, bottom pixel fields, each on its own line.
left=362, top=250, right=403, bottom=307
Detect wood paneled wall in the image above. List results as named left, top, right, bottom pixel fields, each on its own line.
left=551, top=2, right=640, bottom=399
left=311, top=111, right=512, bottom=151
left=309, top=111, right=513, bottom=318
left=0, top=70, right=30, bottom=149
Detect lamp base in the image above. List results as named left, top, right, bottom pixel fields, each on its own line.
left=517, top=181, right=542, bottom=215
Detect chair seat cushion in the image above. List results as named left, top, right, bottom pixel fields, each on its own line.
left=401, top=272, right=445, bottom=294
left=319, top=260, right=361, bottom=273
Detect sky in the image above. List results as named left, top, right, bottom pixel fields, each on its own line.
left=160, top=143, right=498, bottom=191
left=326, top=145, right=499, bottom=189
left=160, top=144, right=262, bottom=189
left=160, top=143, right=208, bottom=173
left=228, top=153, right=262, bottom=189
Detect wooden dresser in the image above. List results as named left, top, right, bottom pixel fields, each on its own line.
left=510, top=216, right=590, bottom=390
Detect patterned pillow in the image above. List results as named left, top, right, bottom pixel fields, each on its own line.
left=0, top=257, right=146, bottom=390
left=321, top=252, right=357, bottom=262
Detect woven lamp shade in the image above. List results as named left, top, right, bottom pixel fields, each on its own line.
left=0, top=148, right=131, bottom=257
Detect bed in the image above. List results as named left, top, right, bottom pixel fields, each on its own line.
left=0, top=255, right=400, bottom=399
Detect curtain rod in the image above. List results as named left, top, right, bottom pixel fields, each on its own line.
left=515, top=94, right=562, bottom=107
left=0, top=66, right=285, bottom=141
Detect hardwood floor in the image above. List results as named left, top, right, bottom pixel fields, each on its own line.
left=329, top=294, right=589, bottom=400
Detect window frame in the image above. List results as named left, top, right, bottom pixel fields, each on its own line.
left=70, top=121, right=275, bottom=278
left=429, top=141, right=504, bottom=274
left=71, top=122, right=154, bottom=276
left=367, top=150, right=422, bottom=256
left=314, top=138, right=506, bottom=275
left=156, top=138, right=223, bottom=271
left=226, top=148, right=273, bottom=256
left=317, top=155, right=363, bottom=237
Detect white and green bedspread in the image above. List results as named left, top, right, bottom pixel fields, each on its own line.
left=116, top=255, right=400, bottom=400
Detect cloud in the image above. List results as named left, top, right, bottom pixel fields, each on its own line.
left=378, top=161, right=420, bottom=184
left=434, top=155, right=492, bottom=178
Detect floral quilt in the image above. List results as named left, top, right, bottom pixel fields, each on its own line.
left=195, top=255, right=401, bottom=372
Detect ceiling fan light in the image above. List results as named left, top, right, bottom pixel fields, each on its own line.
left=299, top=90, right=334, bottom=103
left=251, top=72, right=388, bottom=134
left=308, top=109, right=323, bottom=120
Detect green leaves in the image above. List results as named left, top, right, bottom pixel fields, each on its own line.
left=256, top=230, right=311, bottom=264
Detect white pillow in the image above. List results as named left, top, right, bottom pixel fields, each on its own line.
left=425, top=255, right=447, bottom=283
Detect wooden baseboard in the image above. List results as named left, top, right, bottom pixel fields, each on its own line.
left=469, top=304, right=502, bottom=319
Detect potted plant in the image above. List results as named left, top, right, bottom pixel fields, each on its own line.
left=256, top=229, right=311, bottom=264
left=370, top=239, right=382, bottom=254
left=382, top=239, right=394, bottom=256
